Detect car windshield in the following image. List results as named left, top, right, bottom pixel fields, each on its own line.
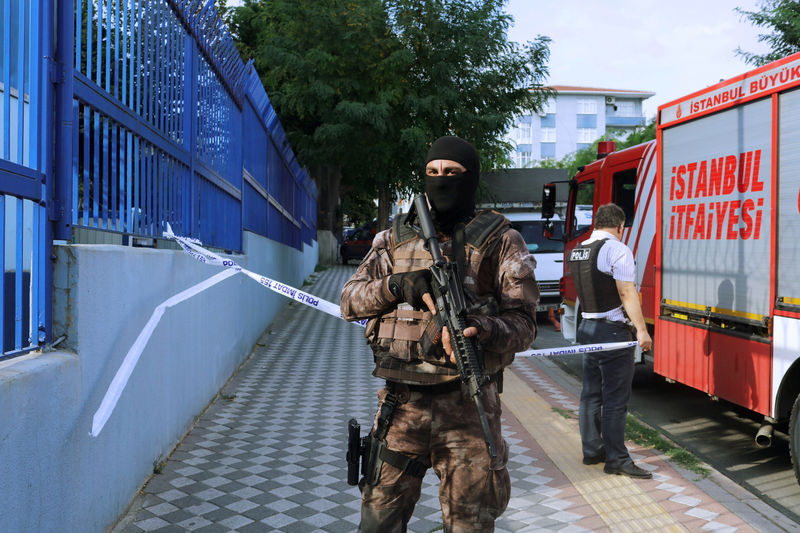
left=511, top=220, right=565, bottom=253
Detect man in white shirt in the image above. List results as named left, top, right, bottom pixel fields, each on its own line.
left=567, top=203, right=653, bottom=479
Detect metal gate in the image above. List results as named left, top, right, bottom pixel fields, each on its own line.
left=0, top=0, right=50, bottom=359
left=1, top=0, right=319, bottom=359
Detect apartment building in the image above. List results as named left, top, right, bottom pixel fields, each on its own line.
left=507, top=86, right=654, bottom=166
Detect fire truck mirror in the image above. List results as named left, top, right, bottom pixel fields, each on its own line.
left=543, top=220, right=555, bottom=239
left=542, top=183, right=556, bottom=219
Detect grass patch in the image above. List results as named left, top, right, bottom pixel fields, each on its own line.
left=427, top=526, right=443, bottom=532
left=152, top=456, right=167, bottom=475
left=626, top=415, right=710, bottom=477
left=551, top=407, right=574, bottom=419
left=314, top=264, right=329, bottom=272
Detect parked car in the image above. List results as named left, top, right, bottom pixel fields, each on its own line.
left=340, top=225, right=375, bottom=264
left=505, top=211, right=565, bottom=319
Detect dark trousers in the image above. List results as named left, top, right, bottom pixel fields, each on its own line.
left=359, top=382, right=510, bottom=533
left=576, top=318, right=635, bottom=468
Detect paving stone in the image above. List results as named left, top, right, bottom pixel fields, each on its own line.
left=111, top=266, right=773, bottom=532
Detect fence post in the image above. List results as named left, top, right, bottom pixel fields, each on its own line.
left=40, top=0, right=58, bottom=343
left=184, top=37, right=197, bottom=238
left=52, top=0, right=74, bottom=241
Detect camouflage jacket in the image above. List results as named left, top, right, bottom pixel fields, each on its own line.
left=340, top=210, right=539, bottom=385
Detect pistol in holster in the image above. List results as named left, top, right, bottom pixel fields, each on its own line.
left=346, top=418, right=386, bottom=486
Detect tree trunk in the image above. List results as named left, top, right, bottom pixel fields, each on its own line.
left=377, top=181, right=393, bottom=231
left=311, top=164, right=342, bottom=235
left=309, top=165, right=343, bottom=265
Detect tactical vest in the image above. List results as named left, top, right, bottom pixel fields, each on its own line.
left=566, top=239, right=622, bottom=313
left=366, top=210, right=510, bottom=385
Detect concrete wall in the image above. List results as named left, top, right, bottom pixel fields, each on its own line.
left=0, top=231, right=318, bottom=533
left=317, top=229, right=340, bottom=265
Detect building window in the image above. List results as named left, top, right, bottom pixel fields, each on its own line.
left=615, top=101, right=636, bottom=116
left=612, top=168, right=637, bottom=226
left=540, top=143, right=555, bottom=159
left=540, top=113, right=556, bottom=128
left=541, top=127, right=556, bottom=142
left=543, top=98, right=557, bottom=114
left=577, top=98, right=597, bottom=115
left=517, top=121, right=532, bottom=143
left=571, top=180, right=595, bottom=238
left=518, top=151, right=532, bottom=167
left=577, top=128, right=597, bottom=144
left=576, top=114, right=597, bottom=128
left=577, top=143, right=592, bottom=151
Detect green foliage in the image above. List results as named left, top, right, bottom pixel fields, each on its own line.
left=736, top=0, right=800, bottom=66
left=228, top=0, right=552, bottom=227
left=551, top=407, right=574, bottom=420
left=616, top=118, right=657, bottom=150
left=152, top=456, right=166, bottom=475
left=385, top=0, right=553, bottom=182
left=341, top=187, right=378, bottom=227
left=537, top=118, right=656, bottom=178
left=230, top=0, right=401, bottom=173
left=626, top=415, right=711, bottom=477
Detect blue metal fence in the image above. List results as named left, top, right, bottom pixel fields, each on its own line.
left=241, top=68, right=316, bottom=250
left=57, top=0, right=316, bottom=253
left=0, top=0, right=49, bottom=359
left=0, top=0, right=318, bottom=359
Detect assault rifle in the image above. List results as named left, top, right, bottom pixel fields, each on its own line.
left=405, top=194, right=497, bottom=459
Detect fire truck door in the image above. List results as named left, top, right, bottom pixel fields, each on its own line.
left=774, top=86, right=800, bottom=416
left=660, top=97, right=772, bottom=404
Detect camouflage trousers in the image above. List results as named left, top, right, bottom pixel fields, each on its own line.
left=358, top=381, right=510, bottom=533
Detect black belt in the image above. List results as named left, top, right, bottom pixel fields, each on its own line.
left=584, top=318, right=634, bottom=331
left=388, top=379, right=463, bottom=395
left=389, top=372, right=501, bottom=395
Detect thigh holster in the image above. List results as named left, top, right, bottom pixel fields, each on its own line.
left=363, top=386, right=430, bottom=486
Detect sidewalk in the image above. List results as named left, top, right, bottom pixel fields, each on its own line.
left=112, top=266, right=799, bottom=532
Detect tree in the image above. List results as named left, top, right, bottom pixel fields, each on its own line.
left=229, top=0, right=404, bottom=236
left=736, top=0, right=800, bottom=66
left=538, top=118, right=656, bottom=179
left=615, top=118, right=656, bottom=150
left=341, top=187, right=378, bottom=228
left=229, top=0, right=552, bottom=233
left=380, top=0, right=551, bottom=227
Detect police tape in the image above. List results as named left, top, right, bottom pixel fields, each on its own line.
left=515, top=341, right=638, bottom=357
left=163, top=224, right=368, bottom=328
left=90, top=226, right=366, bottom=437
left=90, top=226, right=637, bottom=437
left=162, top=228, right=637, bottom=356
left=90, top=268, right=239, bottom=437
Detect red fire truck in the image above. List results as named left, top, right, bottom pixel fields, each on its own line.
left=543, top=51, right=800, bottom=484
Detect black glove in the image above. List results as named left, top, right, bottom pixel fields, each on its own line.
left=388, top=270, right=433, bottom=310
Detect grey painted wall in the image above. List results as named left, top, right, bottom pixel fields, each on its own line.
left=0, top=231, right=318, bottom=532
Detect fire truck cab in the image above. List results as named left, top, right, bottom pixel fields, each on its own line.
left=551, top=139, right=657, bottom=364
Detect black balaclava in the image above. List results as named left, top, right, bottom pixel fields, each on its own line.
left=424, top=136, right=480, bottom=233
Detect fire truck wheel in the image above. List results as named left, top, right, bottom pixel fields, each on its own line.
left=791, top=393, right=800, bottom=485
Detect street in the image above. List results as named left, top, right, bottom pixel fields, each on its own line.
left=530, top=318, right=800, bottom=524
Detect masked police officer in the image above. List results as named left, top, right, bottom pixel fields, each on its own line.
left=567, top=203, right=654, bottom=479
left=341, top=135, right=539, bottom=532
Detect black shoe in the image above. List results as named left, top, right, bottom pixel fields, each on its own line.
left=582, top=452, right=605, bottom=465
left=604, top=462, right=652, bottom=479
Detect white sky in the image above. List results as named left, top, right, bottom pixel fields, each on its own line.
left=504, top=0, right=772, bottom=119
